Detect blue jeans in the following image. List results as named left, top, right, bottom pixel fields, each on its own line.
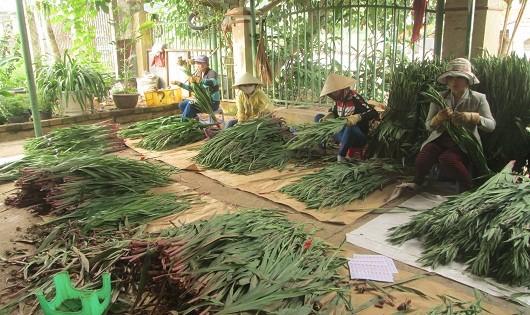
left=314, top=113, right=366, bottom=157
left=178, top=99, right=220, bottom=122
left=225, top=119, right=238, bottom=129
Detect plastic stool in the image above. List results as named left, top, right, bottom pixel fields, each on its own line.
left=346, top=147, right=365, bottom=160
left=36, top=272, right=112, bottom=315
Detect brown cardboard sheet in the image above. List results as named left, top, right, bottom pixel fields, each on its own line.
left=126, top=139, right=399, bottom=225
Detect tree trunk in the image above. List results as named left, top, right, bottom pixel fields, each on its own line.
left=23, top=0, right=41, bottom=63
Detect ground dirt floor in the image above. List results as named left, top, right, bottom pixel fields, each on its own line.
left=0, top=137, right=528, bottom=315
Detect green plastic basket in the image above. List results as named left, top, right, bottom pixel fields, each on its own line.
left=36, top=272, right=111, bottom=315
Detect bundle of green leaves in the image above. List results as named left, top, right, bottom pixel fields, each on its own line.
left=24, top=121, right=126, bottom=155
left=118, top=115, right=183, bottom=139
left=388, top=162, right=530, bottom=286
left=194, top=116, right=294, bottom=173
left=123, top=209, right=352, bottom=314
left=286, top=118, right=346, bottom=150
left=45, top=192, right=192, bottom=234
left=137, top=119, right=207, bottom=150
left=365, top=59, right=446, bottom=160
left=0, top=122, right=127, bottom=183
left=6, top=153, right=177, bottom=215
left=473, top=53, right=530, bottom=172
left=280, top=159, right=410, bottom=209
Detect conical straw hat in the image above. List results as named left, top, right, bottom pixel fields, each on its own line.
left=233, top=72, right=264, bottom=88
left=320, top=73, right=357, bottom=97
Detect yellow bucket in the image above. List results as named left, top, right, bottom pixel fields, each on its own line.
left=145, top=88, right=182, bottom=107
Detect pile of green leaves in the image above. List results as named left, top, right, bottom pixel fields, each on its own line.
left=421, top=85, right=491, bottom=176
left=473, top=53, right=530, bottom=172
left=366, top=59, right=446, bottom=160
left=0, top=153, right=56, bottom=182
left=0, top=121, right=127, bottom=182
left=6, top=154, right=177, bottom=215
left=0, top=224, right=134, bottom=314
left=118, top=115, right=183, bottom=139
left=388, top=162, right=530, bottom=286
left=24, top=121, right=126, bottom=155
left=138, top=120, right=206, bottom=150
left=280, top=159, right=410, bottom=209
left=44, top=192, right=192, bottom=234
left=194, top=116, right=294, bottom=173
left=286, top=118, right=346, bottom=150
left=124, top=209, right=352, bottom=314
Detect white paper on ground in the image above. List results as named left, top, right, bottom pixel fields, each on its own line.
left=348, top=259, right=394, bottom=282
left=346, top=192, right=530, bottom=306
left=352, top=254, right=398, bottom=273
left=348, top=254, right=398, bottom=283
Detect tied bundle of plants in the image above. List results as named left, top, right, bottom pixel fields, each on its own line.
left=23, top=120, right=126, bottom=155
left=280, top=159, right=409, bottom=209
left=421, top=85, right=491, bottom=176
left=366, top=59, right=446, bottom=160
left=194, top=116, right=294, bottom=174
left=0, top=153, right=56, bottom=183
left=5, top=154, right=177, bottom=215
left=472, top=53, right=530, bottom=172
left=138, top=119, right=207, bottom=150
left=44, top=192, right=192, bottom=234
left=118, top=115, right=183, bottom=139
left=122, top=209, right=352, bottom=314
left=388, top=162, right=530, bottom=286
left=286, top=118, right=347, bottom=150
left=0, top=121, right=126, bottom=182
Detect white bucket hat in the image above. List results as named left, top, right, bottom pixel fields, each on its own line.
left=320, top=73, right=357, bottom=97
left=233, top=72, right=263, bottom=88
left=437, top=58, right=480, bottom=85
left=192, top=54, right=209, bottom=64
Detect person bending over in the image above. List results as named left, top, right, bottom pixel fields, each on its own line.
left=225, top=72, right=273, bottom=128
left=315, top=73, right=378, bottom=162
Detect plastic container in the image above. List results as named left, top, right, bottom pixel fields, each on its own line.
left=36, top=272, right=112, bottom=315
left=145, top=88, right=182, bottom=107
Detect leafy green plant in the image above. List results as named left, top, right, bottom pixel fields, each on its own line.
left=0, top=94, right=30, bottom=117
left=110, top=7, right=154, bottom=94
left=35, top=51, right=108, bottom=113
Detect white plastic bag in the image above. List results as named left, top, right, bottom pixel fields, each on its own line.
left=136, top=73, right=159, bottom=95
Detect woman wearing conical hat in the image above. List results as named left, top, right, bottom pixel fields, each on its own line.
left=316, top=73, right=378, bottom=162
left=225, top=72, right=273, bottom=128
left=388, top=58, right=496, bottom=202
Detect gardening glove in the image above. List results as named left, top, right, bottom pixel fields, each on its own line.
left=345, top=114, right=361, bottom=126
left=385, top=182, right=419, bottom=205
left=189, top=76, right=201, bottom=84
left=452, top=112, right=480, bottom=126
left=430, top=108, right=453, bottom=128
left=319, top=112, right=335, bottom=122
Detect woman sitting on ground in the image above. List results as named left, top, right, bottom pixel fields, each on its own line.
left=225, top=72, right=273, bottom=128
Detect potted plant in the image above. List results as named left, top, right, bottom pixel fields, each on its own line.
left=37, top=91, right=57, bottom=119
left=35, top=51, right=108, bottom=115
left=0, top=93, right=30, bottom=123
left=110, top=7, right=153, bottom=109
